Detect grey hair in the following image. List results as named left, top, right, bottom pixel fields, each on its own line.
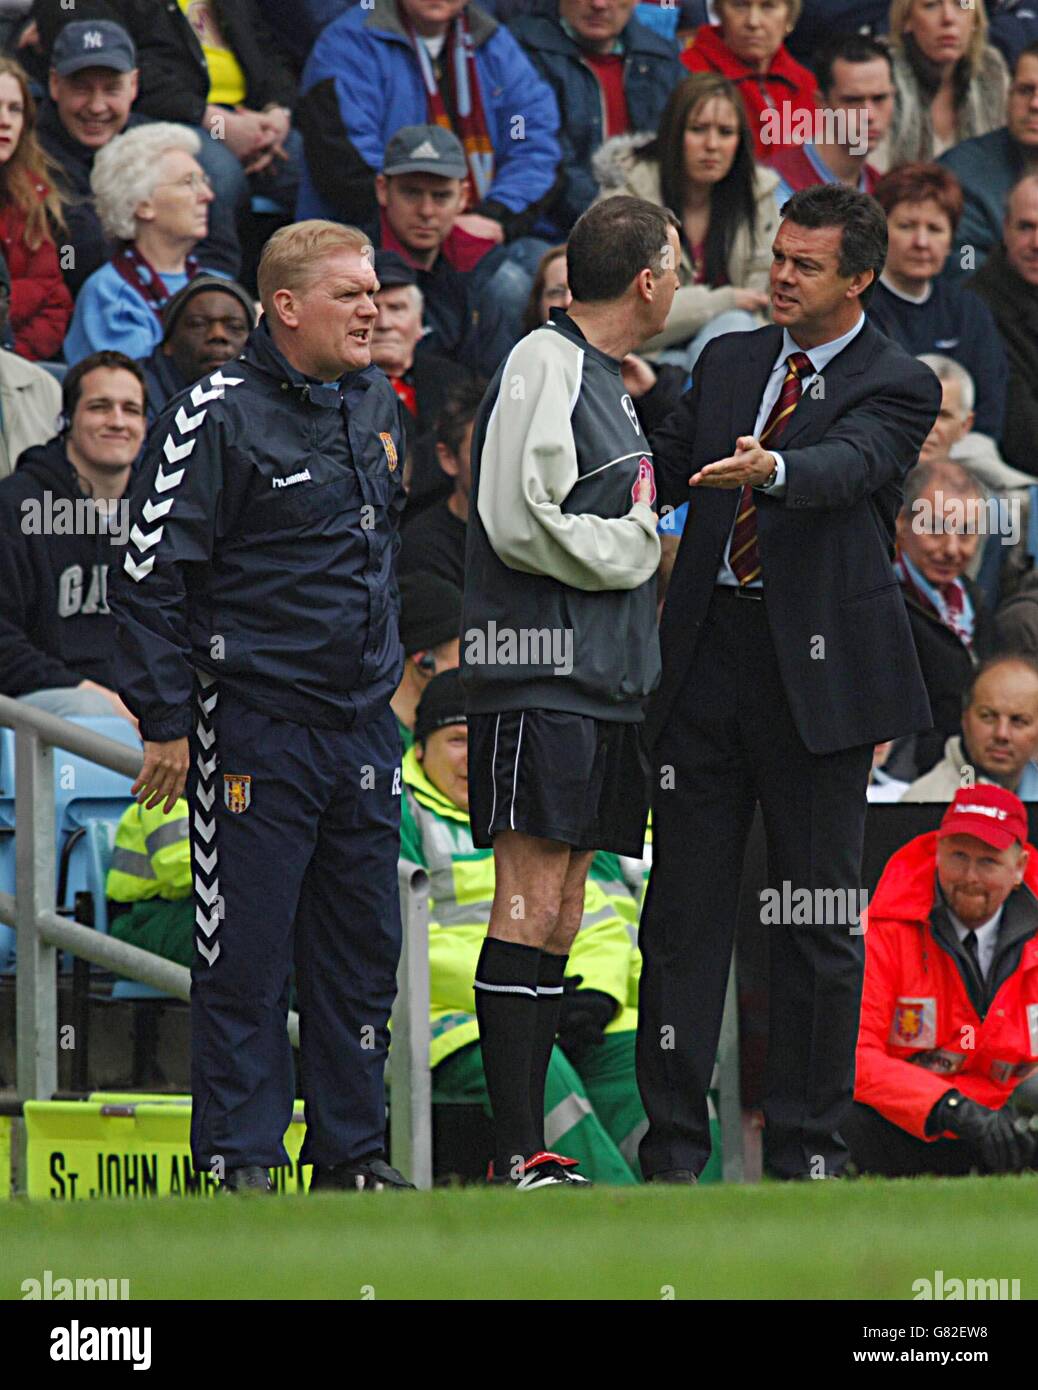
left=900, top=459, right=988, bottom=517
left=917, top=353, right=976, bottom=415
left=91, top=123, right=202, bottom=242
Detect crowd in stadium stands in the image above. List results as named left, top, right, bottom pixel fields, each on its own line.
left=6, top=0, right=1038, bottom=1181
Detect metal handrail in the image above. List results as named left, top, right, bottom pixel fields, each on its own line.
left=0, top=694, right=432, bottom=1192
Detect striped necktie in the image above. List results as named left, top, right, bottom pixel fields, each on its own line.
left=729, top=350, right=813, bottom=586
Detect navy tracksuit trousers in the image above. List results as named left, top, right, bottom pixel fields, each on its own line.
left=186, top=678, right=403, bottom=1172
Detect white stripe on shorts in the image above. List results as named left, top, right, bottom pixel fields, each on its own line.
left=487, top=712, right=501, bottom=837
left=509, top=712, right=525, bottom=831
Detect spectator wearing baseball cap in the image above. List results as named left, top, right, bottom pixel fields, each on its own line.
left=371, top=248, right=475, bottom=516
left=372, top=124, right=547, bottom=372
left=139, top=274, right=255, bottom=425
left=35, top=19, right=242, bottom=290
left=33, top=0, right=307, bottom=278
left=902, top=654, right=1038, bottom=803
left=849, top=782, right=1038, bottom=1177
left=295, top=0, right=560, bottom=244
left=390, top=573, right=462, bottom=748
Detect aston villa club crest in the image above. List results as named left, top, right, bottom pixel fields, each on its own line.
left=889, top=997, right=936, bottom=1049
left=380, top=432, right=399, bottom=471
left=223, top=774, right=252, bottom=814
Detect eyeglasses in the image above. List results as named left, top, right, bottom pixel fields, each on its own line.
left=155, top=172, right=213, bottom=193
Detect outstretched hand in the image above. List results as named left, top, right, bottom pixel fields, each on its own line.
left=690, top=436, right=776, bottom=489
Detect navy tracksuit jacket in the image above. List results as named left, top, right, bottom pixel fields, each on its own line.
left=109, top=321, right=408, bottom=1172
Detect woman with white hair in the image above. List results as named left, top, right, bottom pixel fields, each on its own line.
left=64, top=123, right=216, bottom=366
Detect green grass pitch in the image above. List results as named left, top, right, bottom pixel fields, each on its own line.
left=3, top=1177, right=1037, bottom=1300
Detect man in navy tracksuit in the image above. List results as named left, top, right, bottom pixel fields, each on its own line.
left=109, top=220, right=412, bottom=1193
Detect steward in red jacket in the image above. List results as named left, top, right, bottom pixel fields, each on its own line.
left=849, top=785, right=1038, bottom=1176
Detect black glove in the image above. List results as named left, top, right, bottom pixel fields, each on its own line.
left=555, top=976, right=617, bottom=1063
left=1009, top=1070, right=1038, bottom=1121
left=931, top=1091, right=1036, bottom=1173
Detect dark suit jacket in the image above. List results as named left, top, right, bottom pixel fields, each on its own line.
left=902, top=575, right=992, bottom=778
left=647, top=319, right=942, bottom=755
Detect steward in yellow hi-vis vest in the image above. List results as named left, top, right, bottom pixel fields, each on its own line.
left=106, top=799, right=194, bottom=968
left=400, top=674, right=646, bottom=1184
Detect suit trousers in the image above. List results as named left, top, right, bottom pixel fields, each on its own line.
left=636, top=586, right=873, bottom=1179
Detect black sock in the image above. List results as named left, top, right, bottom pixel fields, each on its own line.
left=474, top=937, right=542, bottom=1175
left=531, top=951, right=567, bottom=1150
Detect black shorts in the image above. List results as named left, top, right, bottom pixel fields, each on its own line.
left=467, top=708, right=651, bottom=857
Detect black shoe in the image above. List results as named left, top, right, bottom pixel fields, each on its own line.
left=222, top=1164, right=273, bottom=1193
left=308, top=1156, right=415, bottom=1191
left=647, top=1169, right=697, bottom=1184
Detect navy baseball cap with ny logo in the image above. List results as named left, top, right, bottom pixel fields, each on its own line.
left=51, top=20, right=137, bottom=76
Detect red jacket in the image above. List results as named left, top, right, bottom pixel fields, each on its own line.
left=0, top=187, right=73, bottom=361
left=856, top=831, right=1038, bottom=1140
left=681, top=24, right=818, bottom=160
left=763, top=142, right=880, bottom=199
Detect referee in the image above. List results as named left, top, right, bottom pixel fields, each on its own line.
left=460, top=196, right=680, bottom=1189
left=110, top=221, right=412, bottom=1193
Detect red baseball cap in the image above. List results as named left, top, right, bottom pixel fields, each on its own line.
left=937, top=785, right=1029, bottom=851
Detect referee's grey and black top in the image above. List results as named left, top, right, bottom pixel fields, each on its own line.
left=460, top=309, right=662, bottom=722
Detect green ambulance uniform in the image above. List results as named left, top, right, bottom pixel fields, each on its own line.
left=400, top=745, right=646, bottom=1183
left=105, top=799, right=194, bottom=967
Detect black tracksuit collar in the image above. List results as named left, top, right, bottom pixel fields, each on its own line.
left=546, top=308, right=622, bottom=375
left=244, top=320, right=379, bottom=407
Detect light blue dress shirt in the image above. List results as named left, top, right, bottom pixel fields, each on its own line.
left=715, top=314, right=867, bottom=588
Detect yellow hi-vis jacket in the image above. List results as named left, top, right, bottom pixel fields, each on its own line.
left=399, top=746, right=643, bottom=1069
left=105, top=799, right=192, bottom=903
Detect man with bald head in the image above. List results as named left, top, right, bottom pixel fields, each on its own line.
left=895, top=460, right=994, bottom=777
left=967, top=171, right=1038, bottom=477
left=902, top=654, right=1038, bottom=801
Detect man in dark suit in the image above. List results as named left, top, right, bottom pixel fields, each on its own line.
left=638, top=183, right=942, bottom=1183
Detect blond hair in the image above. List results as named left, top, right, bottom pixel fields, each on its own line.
left=257, top=220, right=372, bottom=319
left=888, top=0, right=990, bottom=73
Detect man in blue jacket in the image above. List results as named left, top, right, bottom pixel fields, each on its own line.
left=295, top=0, right=562, bottom=248
left=110, top=219, right=412, bottom=1195
left=510, top=0, right=685, bottom=237
left=941, top=41, right=1038, bottom=283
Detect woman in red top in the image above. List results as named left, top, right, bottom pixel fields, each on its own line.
left=680, top=0, right=818, bottom=160
left=0, top=59, right=72, bottom=361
